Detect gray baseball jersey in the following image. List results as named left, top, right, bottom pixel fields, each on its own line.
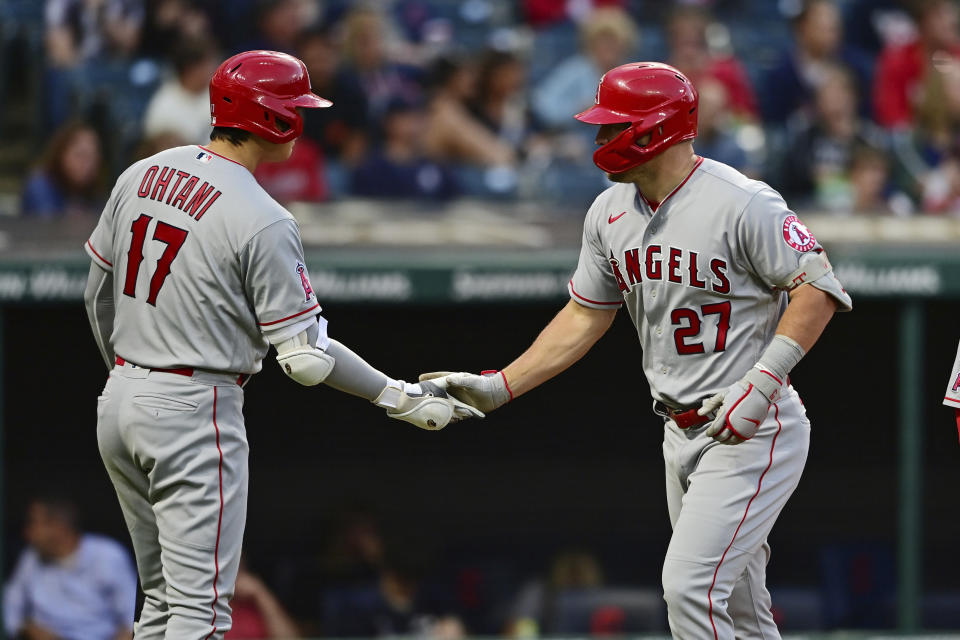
left=946, top=340, right=960, bottom=409
left=88, top=144, right=323, bottom=638
left=85, top=145, right=320, bottom=374
left=569, top=156, right=852, bottom=407
left=570, top=155, right=851, bottom=639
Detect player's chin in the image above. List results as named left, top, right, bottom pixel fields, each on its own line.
left=605, top=170, right=633, bottom=183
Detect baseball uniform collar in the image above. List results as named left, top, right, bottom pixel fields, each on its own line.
left=635, top=155, right=703, bottom=213
left=196, top=145, right=247, bottom=169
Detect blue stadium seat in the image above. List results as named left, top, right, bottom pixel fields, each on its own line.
left=922, top=591, right=960, bottom=629
left=819, top=543, right=897, bottom=629
left=549, top=587, right=667, bottom=632
left=769, top=586, right=825, bottom=631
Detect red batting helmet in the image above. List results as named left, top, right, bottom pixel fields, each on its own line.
left=575, top=62, right=698, bottom=173
left=209, top=50, right=331, bottom=144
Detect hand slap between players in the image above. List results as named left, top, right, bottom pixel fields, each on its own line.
left=375, top=380, right=484, bottom=431
left=698, top=366, right=783, bottom=444
left=419, top=370, right=513, bottom=413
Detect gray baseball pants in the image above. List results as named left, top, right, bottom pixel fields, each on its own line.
left=661, top=387, right=810, bottom=639
left=97, top=360, right=248, bottom=639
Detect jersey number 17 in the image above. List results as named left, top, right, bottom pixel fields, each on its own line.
left=123, top=213, right=189, bottom=306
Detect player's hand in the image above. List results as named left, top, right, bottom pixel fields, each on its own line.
left=698, top=366, right=783, bottom=445
left=376, top=380, right=484, bottom=430
left=419, top=370, right=512, bottom=413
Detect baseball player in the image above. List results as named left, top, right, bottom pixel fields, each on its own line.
left=423, top=63, right=852, bottom=639
left=83, top=50, right=481, bottom=639
left=945, top=339, right=960, bottom=440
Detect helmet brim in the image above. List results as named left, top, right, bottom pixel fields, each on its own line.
left=574, top=104, right=635, bottom=124
left=291, top=93, right=333, bottom=108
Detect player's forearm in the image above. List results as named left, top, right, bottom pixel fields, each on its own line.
left=775, top=284, right=838, bottom=353
left=322, top=339, right=392, bottom=401
left=84, top=263, right=116, bottom=370
left=502, top=299, right=616, bottom=397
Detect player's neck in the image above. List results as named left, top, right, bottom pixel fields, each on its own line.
left=205, top=139, right=263, bottom=174
left=631, top=145, right=699, bottom=205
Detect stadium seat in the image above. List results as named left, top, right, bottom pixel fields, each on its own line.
left=769, top=586, right=825, bottom=631
left=549, top=587, right=667, bottom=633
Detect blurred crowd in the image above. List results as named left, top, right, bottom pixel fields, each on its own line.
left=4, top=496, right=907, bottom=637
left=5, top=0, right=960, bottom=218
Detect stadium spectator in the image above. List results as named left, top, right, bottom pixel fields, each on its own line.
left=45, top=0, right=144, bottom=67
left=43, top=0, right=146, bottom=126
left=340, top=7, right=424, bottom=122
left=240, top=0, right=318, bottom=54
left=760, top=0, right=874, bottom=124
left=874, top=0, right=960, bottom=128
left=21, top=121, right=106, bottom=218
left=469, top=50, right=538, bottom=155
left=423, top=56, right=516, bottom=167
left=666, top=5, right=758, bottom=120
left=531, top=7, right=638, bottom=131
left=298, top=28, right=370, bottom=166
left=892, top=54, right=960, bottom=213
left=138, top=0, right=213, bottom=59
left=849, top=145, right=894, bottom=213
left=253, top=136, right=328, bottom=203
left=143, top=38, right=218, bottom=144
left=352, top=98, right=459, bottom=200
left=319, top=507, right=386, bottom=587
left=322, top=544, right=465, bottom=637
left=507, top=549, right=604, bottom=635
left=227, top=561, right=302, bottom=639
left=691, top=78, right=757, bottom=175
left=778, top=65, right=888, bottom=211
left=522, top=0, right=627, bottom=29
left=131, top=131, right=189, bottom=162
left=843, top=0, right=913, bottom=57
left=3, top=495, right=137, bottom=640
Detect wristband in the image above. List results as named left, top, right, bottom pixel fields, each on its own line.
left=757, top=335, right=805, bottom=381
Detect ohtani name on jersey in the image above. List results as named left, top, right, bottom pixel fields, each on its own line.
left=609, top=245, right=730, bottom=294
left=136, top=165, right=222, bottom=221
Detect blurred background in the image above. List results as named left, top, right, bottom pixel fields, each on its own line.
left=0, top=0, right=959, bottom=638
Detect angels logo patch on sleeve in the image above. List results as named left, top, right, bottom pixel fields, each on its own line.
left=296, top=261, right=313, bottom=302
left=782, top=215, right=817, bottom=252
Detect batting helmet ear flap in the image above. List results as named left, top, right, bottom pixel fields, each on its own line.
left=576, top=62, right=698, bottom=172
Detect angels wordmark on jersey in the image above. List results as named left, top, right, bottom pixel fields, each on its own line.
left=569, top=156, right=852, bottom=407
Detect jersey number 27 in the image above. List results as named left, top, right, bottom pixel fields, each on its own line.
left=671, top=302, right=731, bottom=355
left=123, top=213, right=189, bottom=306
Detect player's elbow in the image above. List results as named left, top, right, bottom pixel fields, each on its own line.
left=276, top=345, right=336, bottom=386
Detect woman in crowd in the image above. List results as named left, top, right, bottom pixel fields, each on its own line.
left=21, top=121, right=106, bottom=218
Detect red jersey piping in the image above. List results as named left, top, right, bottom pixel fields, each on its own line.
left=86, top=240, right=113, bottom=267
left=707, top=402, right=782, bottom=638
left=204, top=387, right=225, bottom=639
left=639, top=156, right=704, bottom=213
left=197, top=145, right=246, bottom=168
left=569, top=280, right=622, bottom=307
left=257, top=302, right=321, bottom=326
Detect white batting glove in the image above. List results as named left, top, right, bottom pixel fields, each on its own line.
left=419, top=370, right=513, bottom=413
left=698, top=366, right=783, bottom=445
left=375, top=380, right=484, bottom=431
